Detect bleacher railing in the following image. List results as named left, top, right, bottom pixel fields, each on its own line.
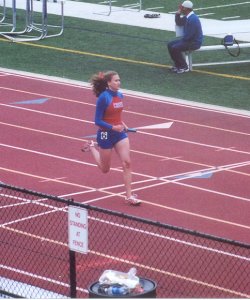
left=1, top=183, right=249, bottom=298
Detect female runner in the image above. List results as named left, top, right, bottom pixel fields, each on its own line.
left=82, top=71, right=141, bottom=206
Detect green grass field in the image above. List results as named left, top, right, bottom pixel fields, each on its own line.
left=0, top=1, right=250, bottom=110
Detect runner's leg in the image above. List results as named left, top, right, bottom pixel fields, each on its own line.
left=90, top=146, right=112, bottom=173
left=114, top=137, right=132, bottom=198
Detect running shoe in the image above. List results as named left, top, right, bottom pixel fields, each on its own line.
left=125, top=194, right=141, bottom=206
left=81, top=140, right=94, bottom=152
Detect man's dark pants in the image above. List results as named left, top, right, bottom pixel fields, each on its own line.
left=167, top=40, right=200, bottom=69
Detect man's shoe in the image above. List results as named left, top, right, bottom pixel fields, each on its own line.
left=176, top=67, right=189, bottom=74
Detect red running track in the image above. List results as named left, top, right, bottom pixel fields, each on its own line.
left=0, top=69, right=250, bottom=244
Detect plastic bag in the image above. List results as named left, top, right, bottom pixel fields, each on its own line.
left=99, top=268, right=140, bottom=289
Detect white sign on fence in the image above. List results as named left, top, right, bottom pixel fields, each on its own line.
left=68, top=206, right=88, bottom=254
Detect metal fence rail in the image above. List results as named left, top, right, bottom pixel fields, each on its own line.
left=0, top=183, right=250, bottom=298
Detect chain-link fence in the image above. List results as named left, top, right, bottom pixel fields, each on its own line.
left=1, top=183, right=250, bottom=298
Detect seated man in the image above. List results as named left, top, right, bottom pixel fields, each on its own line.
left=167, top=0, right=203, bottom=73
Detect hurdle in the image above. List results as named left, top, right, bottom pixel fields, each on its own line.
left=0, top=0, right=17, bottom=33
left=1, top=0, right=64, bottom=42
left=0, top=0, right=6, bottom=23
left=95, top=0, right=142, bottom=16
left=0, top=0, right=35, bottom=36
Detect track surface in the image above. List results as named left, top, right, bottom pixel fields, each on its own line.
left=1, top=69, right=250, bottom=245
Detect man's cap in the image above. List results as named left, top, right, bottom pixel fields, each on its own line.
left=182, top=0, right=193, bottom=9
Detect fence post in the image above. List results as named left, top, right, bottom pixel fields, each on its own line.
left=69, top=249, right=77, bottom=298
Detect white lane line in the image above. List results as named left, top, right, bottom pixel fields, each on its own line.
left=1, top=143, right=250, bottom=204
left=1, top=166, right=250, bottom=230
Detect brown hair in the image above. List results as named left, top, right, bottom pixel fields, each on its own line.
left=89, top=71, right=118, bottom=97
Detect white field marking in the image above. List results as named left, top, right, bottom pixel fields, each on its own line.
left=160, top=156, right=183, bottom=161
left=2, top=196, right=250, bottom=297
left=0, top=189, right=97, bottom=210
left=137, top=130, right=250, bottom=155
left=0, top=263, right=87, bottom=294
left=160, top=160, right=250, bottom=180
left=1, top=142, right=250, bottom=205
left=1, top=118, right=250, bottom=159
left=2, top=98, right=250, bottom=137
left=215, top=146, right=236, bottom=151
left=3, top=118, right=250, bottom=157
left=93, top=216, right=250, bottom=261
left=0, top=143, right=154, bottom=179
left=39, top=177, right=66, bottom=182
left=1, top=67, right=250, bottom=117
left=1, top=140, right=250, bottom=201
left=2, top=236, right=248, bottom=299
left=122, top=91, right=250, bottom=118
left=0, top=195, right=38, bottom=209
left=0, top=166, right=105, bottom=193
left=169, top=2, right=250, bottom=13
left=1, top=125, right=249, bottom=189
left=129, top=177, right=250, bottom=204
left=1, top=165, right=250, bottom=230
left=133, top=147, right=250, bottom=177
left=0, top=166, right=134, bottom=201
left=197, top=13, right=215, bottom=17
left=2, top=195, right=250, bottom=265
left=222, top=16, right=241, bottom=20
left=0, top=264, right=70, bottom=288
left=140, top=198, right=250, bottom=230
left=0, top=197, right=51, bottom=210
left=3, top=187, right=248, bottom=272
left=2, top=136, right=248, bottom=185
left=74, top=250, right=250, bottom=298
left=0, top=103, right=93, bottom=125
left=145, top=6, right=164, bottom=10
left=1, top=88, right=250, bottom=137
left=174, top=180, right=250, bottom=203
left=194, top=2, right=250, bottom=11
left=99, top=178, right=156, bottom=191
left=83, top=159, right=250, bottom=213
left=2, top=202, right=250, bottom=298
left=2, top=194, right=249, bottom=263
left=59, top=189, right=99, bottom=198
left=1, top=205, right=67, bottom=227
left=130, top=160, right=250, bottom=203
left=0, top=121, right=86, bottom=142
left=127, top=109, right=250, bottom=135
left=1, top=94, right=250, bottom=146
